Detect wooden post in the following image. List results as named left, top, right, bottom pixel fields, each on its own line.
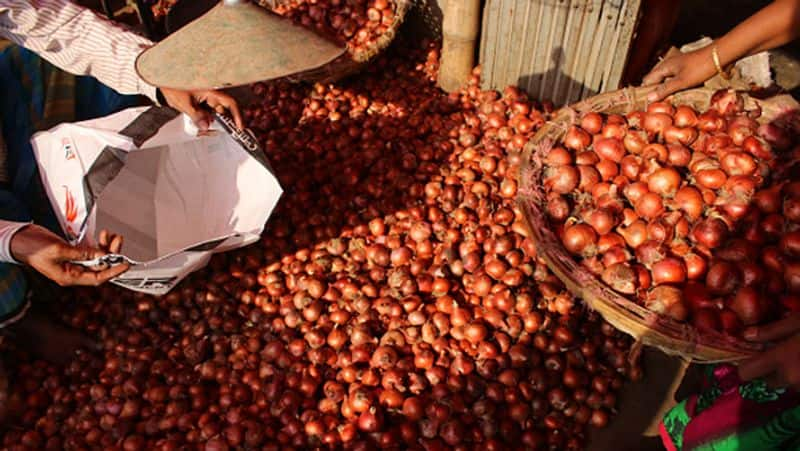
left=438, top=0, right=481, bottom=93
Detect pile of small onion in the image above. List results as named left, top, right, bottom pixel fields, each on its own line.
left=0, top=42, right=638, bottom=451
left=267, top=0, right=399, bottom=55
left=147, top=0, right=399, bottom=57
left=543, top=89, right=799, bottom=334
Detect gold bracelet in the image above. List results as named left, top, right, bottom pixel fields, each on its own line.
left=711, top=45, right=731, bottom=80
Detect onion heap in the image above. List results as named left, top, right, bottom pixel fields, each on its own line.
left=543, top=89, right=799, bottom=334
left=0, top=42, right=638, bottom=451
left=146, top=0, right=400, bottom=57
left=269, top=0, right=399, bottom=55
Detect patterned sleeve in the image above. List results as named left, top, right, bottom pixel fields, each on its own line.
left=0, top=220, right=29, bottom=263
left=0, top=0, right=158, bottom=102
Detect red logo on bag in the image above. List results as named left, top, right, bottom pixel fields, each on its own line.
left=62, top=138, right=76, bottom=160
left=64, top=186, right=78, bottom=223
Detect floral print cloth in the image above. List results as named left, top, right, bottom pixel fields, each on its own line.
left=660, top=364, right=800, bottom=450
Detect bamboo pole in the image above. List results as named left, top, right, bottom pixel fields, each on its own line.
left=438, top=0, right=481, bottom=92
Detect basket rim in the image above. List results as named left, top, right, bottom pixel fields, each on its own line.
left=259, top=0, right=412, bottom=81
left=516, top=85, right=798, bottom=363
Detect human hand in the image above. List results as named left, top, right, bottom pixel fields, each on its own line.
left=9, top=225, right=129, bottom=287
left=159, top=88, right=243, bottom=132
left=641, top=47, right=719, bottom=102
left=739, top=314, right=800, bottom=390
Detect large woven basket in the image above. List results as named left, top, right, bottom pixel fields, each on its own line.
left=516, top=86, right=800, bottom=363
left=257, top=0, right=412, bottom=83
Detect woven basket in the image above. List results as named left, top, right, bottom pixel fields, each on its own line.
left=516, top=86, right=800, bottom=363
left=257, top=0, right=412, bottom=83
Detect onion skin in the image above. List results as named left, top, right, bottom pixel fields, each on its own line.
left=544, top=165, right=580, bottom=194
left=651, top=258, right=687, bottom=285
left=645, top=286, right=688, bottom=321
left=674, top=106, right=698, bottom=128
left=643, top=113, right=673, bottom=135
left=539, top=96, right=800, bottom=337
left=673, top=187, right=704, bottom=221
left=646, top=167, right=682, bottom=197
left=706, top=262, right=742, bottom=296
left=562, top=224, right=598, bottom=256
left=601, top=263, right=637, bottom=295
left=728, top=287, right=769, bottom=326
left=594, top=138, right=626, bottom=163
left=0, top=46, right=645, bottom=451
left=691, top=218, right=728, bottom=249
left=693, top=308, right=721, bottom=332
left=581, top=112, right=604, bottom=135
left=565, top=126, right=592, bottom=151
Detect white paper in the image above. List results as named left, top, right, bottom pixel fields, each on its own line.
left=30, top=107, right=283, bottom=295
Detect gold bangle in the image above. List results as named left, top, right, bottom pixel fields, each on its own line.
left=711, top=45, right=731, bottom=80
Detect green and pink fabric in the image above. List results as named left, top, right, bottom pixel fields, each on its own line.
left=660, top=364, right=800, bottom=450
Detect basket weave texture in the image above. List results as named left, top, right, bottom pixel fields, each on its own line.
left=517, top=86, right=800, bottom=363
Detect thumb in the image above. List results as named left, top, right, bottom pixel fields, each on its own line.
left=59, top=245, right=104, bottom=262
left=744, top=314, right=800, bottom=342
left=184, top=104, right=212, bottom=132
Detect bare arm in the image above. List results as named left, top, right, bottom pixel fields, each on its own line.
left=718, top=0, right=800, bottom=62
left=643, top=0, right=800, bottom=100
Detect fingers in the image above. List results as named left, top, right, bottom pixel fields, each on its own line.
left=184, top=102, right=213, bottom=132
left=641, top=57, right=687, bottom=102
left=98, top=229, right=109, bottom=248
left=59, top=245, right=104, bottom=263
left=108, top=234, right=123, bottom=254
left=98, top=229, right=124, bottom=254
left=739, top=347, right=780, bottom=382
left=641, top=60, right=676, bottom=87
left=744, top=313, right=800, bottom=342
left=163, top=88, right=243, bottom=131
left=205, top=91, right=244, bottom=130
left=763, top=371, right=788, bottom=390
left=161, top=88, right=212, bottom=131
left=62, top=262, right=130, bottom=286
left=647, top=78, right=684, bottom=102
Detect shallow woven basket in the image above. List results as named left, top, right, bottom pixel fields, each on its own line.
left=517, top=86, right=800, bottom=363
left=257, top=0, right=412, bottom=83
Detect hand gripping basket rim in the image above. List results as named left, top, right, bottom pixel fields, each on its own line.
left=516, top=85, right=799, bottom=363
left=258, top=0, right=411, bottom=84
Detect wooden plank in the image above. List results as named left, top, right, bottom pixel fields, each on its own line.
left=565, top=1, right=600, bottom=104
left=479, top=0, right=501, bottom=89
left=479, top=0, right=641, bottom=102
left=585, top=0, right=619, bottom=95
left=522, top=1, right=545, bottom=96
left=598, top=0, right=626, bottom=93
left=553, top=0, right=584, bottom=105
left=605, top=0, right=642, bottom=91
left=493, top=0, right=516, bottom=90
left=531, top=0, right=555, bottom=99
left=506, top=0, right=534, bottom=91
left=537, top=0, right=569, bottom=101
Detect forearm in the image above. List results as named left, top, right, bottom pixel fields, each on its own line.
left=716, top=0, right=800, bottom=66
left=0, top=0, right=158, bottom=102
left=0, top=220, right=30, bottom=264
